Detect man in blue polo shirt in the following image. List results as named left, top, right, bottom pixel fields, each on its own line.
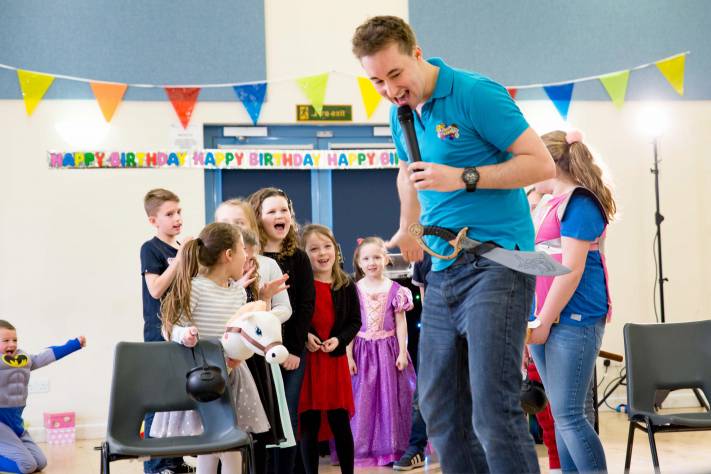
left=352, top=16, right=555, bottom=473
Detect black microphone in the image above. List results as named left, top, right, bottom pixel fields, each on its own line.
left=397, top=105, right=422, bottom=162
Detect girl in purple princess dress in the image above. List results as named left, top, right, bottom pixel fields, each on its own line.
left=347, top=237, right=416, bottom=467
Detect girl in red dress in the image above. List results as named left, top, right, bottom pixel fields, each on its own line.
left=298, top=224, right=361, bottom=474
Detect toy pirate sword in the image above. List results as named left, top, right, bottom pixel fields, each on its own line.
left=408, top=223, right=570, bottom=276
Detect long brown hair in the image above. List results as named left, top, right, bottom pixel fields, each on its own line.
left=542, top=131, right=617, bottom=221
left=301, top=224, right=351, bottom=291
left=352, top=236, right=389, bottom=281
left=248, top=187, right=299, bottom=262
left=161, top=222, right=243, bottom=339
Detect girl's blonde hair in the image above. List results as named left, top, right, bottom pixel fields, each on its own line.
left=215, top=198, right=260, bottom=233
left=542, top=131, right=617, bottom=222
left=352, top=236, right=389, bottom=280
left=240, top=227, right=261, bottom=300
left=301, top=224, right=351, bottom=291
left=248, top=187, right=299, bottom=261
left=161, top=222, right=243, bottom=338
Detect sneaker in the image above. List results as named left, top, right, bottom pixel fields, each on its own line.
left=393, top=452, right=425, bottom=471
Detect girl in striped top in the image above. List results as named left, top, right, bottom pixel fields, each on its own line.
left=151, top=222, right=269, bottom=474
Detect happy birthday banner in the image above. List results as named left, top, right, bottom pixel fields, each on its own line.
left=2, top=51, right=689, bottom=125
left=47, top=149, right=400, bottom=170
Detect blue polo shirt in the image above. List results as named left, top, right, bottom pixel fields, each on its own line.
left=390, top=58, right=534, bottom=271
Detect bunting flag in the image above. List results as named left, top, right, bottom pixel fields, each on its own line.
left=165, top=87, right=201, bottom=129
left=17, top=70, right=55, bottom=116
left=296, top=73, right=329, bottom=115
left=233, top=82, right=267, bottom=125
left=543, top=83, right=575, bottom=120
left=90, top=82, right=128, bottom=122
left=357, top=77, right=383, bottom=118
left=655, top=55, right=685, bottom=96
left=506, top=87, right=518, bottom=100
left=599, top=71, right=630, bottom=110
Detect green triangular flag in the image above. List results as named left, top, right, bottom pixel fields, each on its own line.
left=296, top=73, right=329, bottom=115
left=599, top=71, right=630, bottom=110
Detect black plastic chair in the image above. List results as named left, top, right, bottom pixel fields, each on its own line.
left=100, top=340, right=253, bottom=473
left=623, top=321, right=711, bottom=473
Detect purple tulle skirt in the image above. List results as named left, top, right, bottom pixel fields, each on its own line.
left=350, top=334, right=416, bottom=466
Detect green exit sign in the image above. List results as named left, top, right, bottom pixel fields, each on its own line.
left=296, top=104, right=352, bottom=122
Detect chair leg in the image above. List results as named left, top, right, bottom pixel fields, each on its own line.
left=645, top=418, right=661, bottom=474
left=624, top=422, right=635, bottom=473
left=100, top=442, right=110, bottom=474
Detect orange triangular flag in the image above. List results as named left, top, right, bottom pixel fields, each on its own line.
left=506, top=88, right=518, bottom=100
left=165, top=87, right=201, bottom=128
left=90, top=82, right=128, bottom=122
left=655, top=55, right=685, bottom=96
left=17, top=70, right=55, bottom=116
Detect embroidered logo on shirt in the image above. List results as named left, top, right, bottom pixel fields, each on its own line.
left=436, top=123, right=460, bottom=140
left=2, top=354, right=28, bottom=368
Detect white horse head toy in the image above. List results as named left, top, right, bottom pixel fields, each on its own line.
left=222, top=301, right=289, bottom=365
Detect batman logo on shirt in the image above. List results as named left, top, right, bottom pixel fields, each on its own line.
left=2, top=354, right=29, bottom=368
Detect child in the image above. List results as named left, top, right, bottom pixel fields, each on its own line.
left=151, top=222, right=269, bottom=474
left=528, top=129, right=615, bottom=473
left=393, top=253, right=430, bottom=471
left=0, top=320, right=86, bottom=474
left=215, top=198, right=292, bottom=323
left=139, top=188, right=191, bottom=474
left=216, top=200, right=296, bottom=473
left=299, top=225, right=360, bottom=474
left=248, top=188, right=316, bottom=474
left=348, top=237, right=416, bottom=467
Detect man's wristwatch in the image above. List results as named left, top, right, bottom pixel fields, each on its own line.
left=462, top=167, right=480, bottom=192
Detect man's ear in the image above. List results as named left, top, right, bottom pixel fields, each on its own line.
left=413, top=45, right=423, bottom=61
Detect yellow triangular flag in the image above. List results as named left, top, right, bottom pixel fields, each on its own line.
left=296, top=73, right=329, bottom=115
left=357, top=77, right=383, bottom=119
left=656, top=55, right=685, bottom=96
left=90, top=82, right=128, bottom=122
left=17, top=70, right=55, bottom=116
left=599, top=71, right=630, bottom=110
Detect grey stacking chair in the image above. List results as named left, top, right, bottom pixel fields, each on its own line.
left=623, top=321, right=711, bottom=473
left=100, top=340, right=253, bottom=473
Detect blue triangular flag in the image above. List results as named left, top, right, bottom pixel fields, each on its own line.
left=233, top=83, right=267, bottom=125
left=543, top=83, right=574, bottom=120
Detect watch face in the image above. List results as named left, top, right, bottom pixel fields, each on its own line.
left=463, top=168, right=478, bottom=184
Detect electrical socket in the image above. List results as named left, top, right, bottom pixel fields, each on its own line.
left=28, top=376, right=50, bottom=394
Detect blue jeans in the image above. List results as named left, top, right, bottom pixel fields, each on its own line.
left=418, top=254, right=539, bottom=474
left=405, top=385, right=428, bottom=455
left=529, top=318, right=607, bottom=473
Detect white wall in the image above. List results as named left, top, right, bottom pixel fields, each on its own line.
left=1, top=0, right=709, bottom=439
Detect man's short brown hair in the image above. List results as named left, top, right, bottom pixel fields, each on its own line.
left=352, top=15, right=417, bottom=59
left=144, top=188, right=180, bottom=216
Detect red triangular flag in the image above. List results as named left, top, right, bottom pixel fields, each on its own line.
left=506, top=88, right=518, bottom=100
left=165, top=87, right=201, bottom=128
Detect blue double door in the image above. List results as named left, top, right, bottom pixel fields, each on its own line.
left=204, top=125, right=398, bottom=272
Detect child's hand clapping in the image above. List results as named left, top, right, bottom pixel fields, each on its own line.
left=396, top=351, right=409, bottom=371
left=321, top=337, right=339, bottom=353
left=306, top=333, right=322, bottom=352
left=182, top=326, right=199, bottom=347
left=235, top=265, right=257, bottom=289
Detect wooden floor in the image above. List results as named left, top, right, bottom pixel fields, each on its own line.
left=39, top=412, right=711, bottom=473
